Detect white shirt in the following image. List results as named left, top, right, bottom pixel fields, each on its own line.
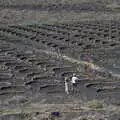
left=71, top=76, right=78, bottom=84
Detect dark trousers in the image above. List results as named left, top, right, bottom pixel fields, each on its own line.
left=72, top=83, right=77, bottom=93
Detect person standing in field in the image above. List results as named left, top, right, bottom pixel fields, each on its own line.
left=64, top=77, right=69, bottom=94
left=71, top=73, right=79, bottom=93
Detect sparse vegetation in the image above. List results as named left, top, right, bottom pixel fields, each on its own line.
left=0, top=0, right=120, bottom=120
left=84, top=100, right=105, bottom=110
left=0, top=90, right=24, bottom=95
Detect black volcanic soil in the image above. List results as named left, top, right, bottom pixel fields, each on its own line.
left=0, top=1, right=120, bottom=120
left=0, top=21, right=120, bottom=108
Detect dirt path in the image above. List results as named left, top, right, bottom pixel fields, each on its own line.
left=36, top=48, right=120, bottom=79
left=1, top=102, right=120, bottom=120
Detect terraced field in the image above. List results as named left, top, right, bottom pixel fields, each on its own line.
left=0, top=0, right=120, bottom=118
left=0, top=21, right=119, bottom=110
